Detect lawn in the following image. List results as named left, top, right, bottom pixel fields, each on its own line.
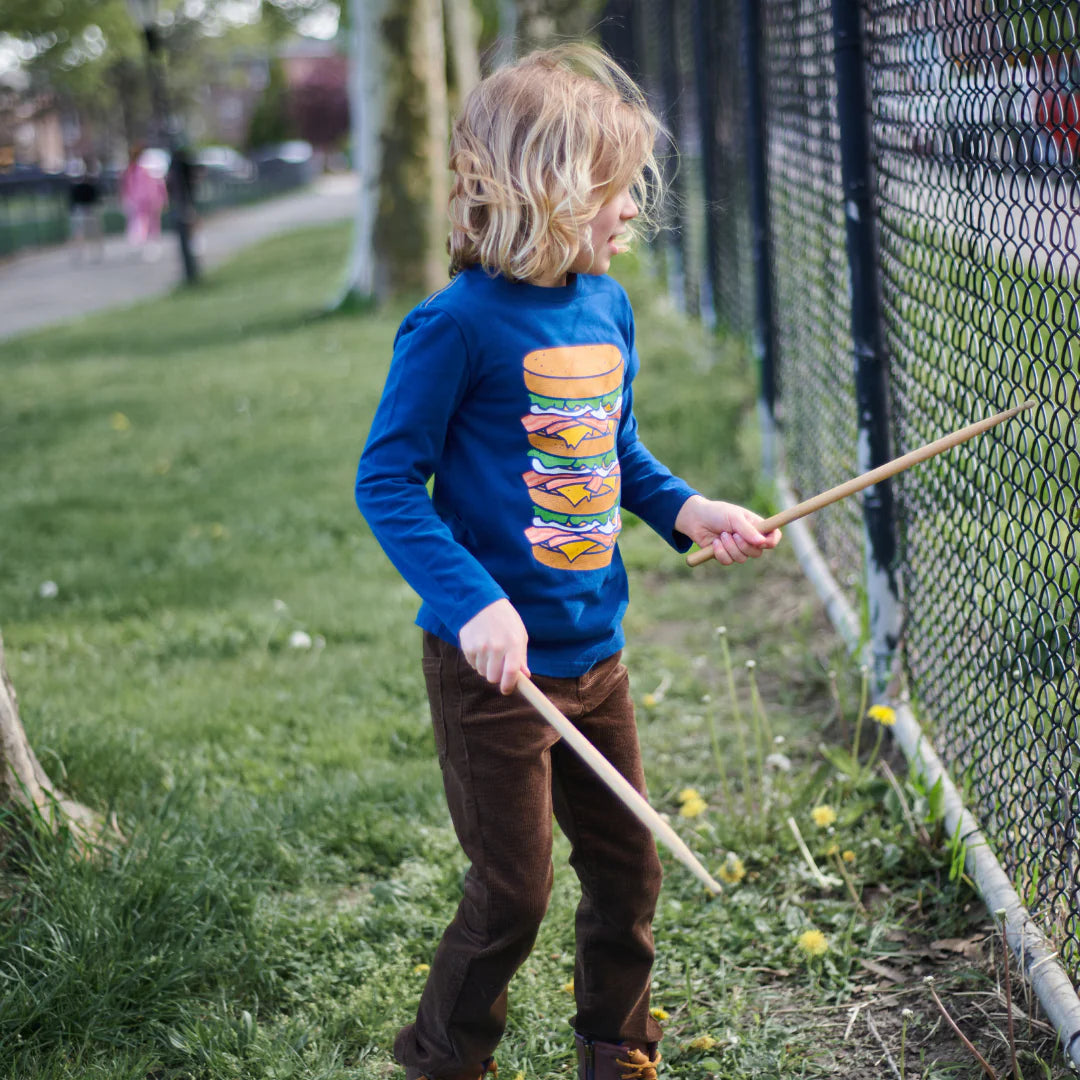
left=0, top=224, right=1067, bottom=1078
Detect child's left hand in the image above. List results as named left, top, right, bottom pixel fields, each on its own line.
left=674, top=495, right=782, bottom=565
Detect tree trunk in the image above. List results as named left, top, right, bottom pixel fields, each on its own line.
left=335, top=0, right=388, bottom=309
left=375, top=0, right=451, bottom=297
left=0, top=631, right=108, bottom=851
left=444, top=0, right=481, bottom=101
left=418, top=0, right=450, bottom=293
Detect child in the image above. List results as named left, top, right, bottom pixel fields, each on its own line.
left=355, top=43, right=781, bottom=1080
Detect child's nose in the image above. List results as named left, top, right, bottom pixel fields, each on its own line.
left=621, top=195, right=639, bottom=220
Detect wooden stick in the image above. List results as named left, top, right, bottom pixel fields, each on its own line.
left=687, top=400, right=1036, bottom=568
left=516, top=675, right=724, bottom=895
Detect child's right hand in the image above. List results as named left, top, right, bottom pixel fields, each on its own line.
left=459, top=598, right=530, bottom=695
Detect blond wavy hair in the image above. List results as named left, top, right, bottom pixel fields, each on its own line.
left=447, top=43, right=665, bottom=283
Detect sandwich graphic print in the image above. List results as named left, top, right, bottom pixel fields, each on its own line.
left=521, top=344, right=623, bottom=570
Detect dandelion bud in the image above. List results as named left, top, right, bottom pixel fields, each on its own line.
left=902, top=1009, right=914, bottom=1019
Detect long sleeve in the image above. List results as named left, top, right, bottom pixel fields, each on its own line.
left=355, top=307, right=508, bottom=635
left=615, top=305, right=698, bottom=551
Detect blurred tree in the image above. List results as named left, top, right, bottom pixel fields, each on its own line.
left=445, top=0, right=481, bottom=102
left=337, top=0, right=451, bottom=306
left=3, top=0, right=313, bottom=158
left=515, top=0, right=606, bottom=50
left=377, top=0, right=449, bottom=296
left=335, top=0, right=385, bottom=306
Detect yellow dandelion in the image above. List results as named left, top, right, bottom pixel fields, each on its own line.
left=650, top=1007, right=669, bottom=1021
left=867, top=704, right=897, bottom=726
left=413, top=963, right=430, bottom=974
left=210, top=522, right=227, bottom=539
left=562, top=978, right=574, bottom=993
left=842, top=850, right=856, bottom=864
left=643, top=693, right=658, bottom=707
left=110, top=411, right=131, bottom=432
left=678, top=787, right=702, bottom=804
left=825, top=842, right=839, bottom=857
left=687, top=1035, right=717, bottom=1052
left=797, top=929, right=829, bottom=957
left=679, top=795, right=708, bottom=818
left=513, top=1073, right=525, bottom=1080
left=717, top=854, right=746, bottom=884
left=811, top=805, right=836, bottom=828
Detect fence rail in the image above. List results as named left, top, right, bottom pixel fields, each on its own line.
left=622, top=0, right=1080, bottom=1050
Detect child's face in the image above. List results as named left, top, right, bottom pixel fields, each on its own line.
left=569, top=187, right=639, bottom=277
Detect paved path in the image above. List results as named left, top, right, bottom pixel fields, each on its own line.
left=0, top=172, right=358, bottom=342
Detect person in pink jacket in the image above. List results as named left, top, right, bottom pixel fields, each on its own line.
left=120, top=145, right=168, bottom=257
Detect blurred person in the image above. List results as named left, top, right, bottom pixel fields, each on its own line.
left=68, top=158, right=104, bottom=263
left=120, top=144, right=168, bottom=260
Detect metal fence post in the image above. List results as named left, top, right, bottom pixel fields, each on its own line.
left=830, top=0, right=901, bottom=688
left=690, top=0, right=720, bottom=329
left=739, top=0, right=777, bottom=481
left=656, top=0, right=689, bottom=317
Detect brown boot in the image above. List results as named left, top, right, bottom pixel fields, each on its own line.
left=575, top=1035, right=660, bottom=1080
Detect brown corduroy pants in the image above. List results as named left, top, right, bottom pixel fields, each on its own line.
left=393, top=632, right=664, bottom=1080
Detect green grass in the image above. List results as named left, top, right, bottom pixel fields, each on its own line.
left=0, top=225, right=1068, bottom=1079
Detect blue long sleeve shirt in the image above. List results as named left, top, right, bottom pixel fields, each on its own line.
left=355, top=267, right=699, bottom=676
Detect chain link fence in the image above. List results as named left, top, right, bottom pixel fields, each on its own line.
left=620, top=0, right=1080, bottom=1005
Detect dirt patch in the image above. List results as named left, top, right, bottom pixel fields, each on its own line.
left=755, top=928, right=1065, bottom=1078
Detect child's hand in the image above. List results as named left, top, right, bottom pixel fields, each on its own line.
left=459, top=598, right=531, bottom=695
left=675, top=494, right=782, bottom=566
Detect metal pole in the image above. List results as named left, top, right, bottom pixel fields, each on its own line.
left=830, top=0, right=900, bottom=690
left=656, top=0, right=689, bottom=315
left=690, top=0, right=720, bottom=329
left=739, top=0, right=778, bottom=480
